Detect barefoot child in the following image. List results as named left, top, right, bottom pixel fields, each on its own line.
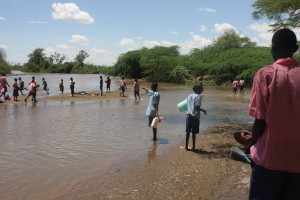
left=143, top=82, right=160, bottom=141
left=42, top=78, right=49, bottom=94
left=134, top=79, right=141, bottom=100
left=59, top=79, right=64, bottom=93
left=12, top=78, right=19, bottom=101
left=70, top=77, right=75, bottom=97
left=185, top=85, right=207, bottom=151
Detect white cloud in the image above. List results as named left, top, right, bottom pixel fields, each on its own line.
left=214, top=23, right=237, bottom=34
left=136, top=36, right=142, bottom=40
left=199, top=7, right=217, bottom=13
left=118, top=38, right=136, bottom=46
left=199, top=25, right=207, bottom=32
left=0, top=17, right=6, bottom=20
left=44, top=47, right=56, bottom=53
left=179, top=32, right=212, bottom=54
left=57, top=44, right=72, bottom=49
left=248, top=23, right=273, bottom=46
left=162, top=41, right=177, bottom=46
left=69, top=34, right=89, bottom=45
left=0, top=45, right=7, bottom=49
left=170, top=31, right=179, bottom=35
left=52, top=3, right=95, bottom=24
left=143, top=40, right=161, bottom=48
left=28, top=21, right=48, bottom=24
left=248, top=23, right=300, bottom=47
left=91, top=47, right=111, bottom=54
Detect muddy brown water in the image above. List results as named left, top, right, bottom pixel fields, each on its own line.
left=1, top=73, right=253, bottom=200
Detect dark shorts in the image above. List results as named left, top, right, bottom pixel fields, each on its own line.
left=249, top=162, right=300, bottom=200
left=148, top=116, right=154, bottom=127
left=70, top=87, right=75, bottom=94
left=121, top=86, right=125, bottom=92
left=100, top=85, right=103, bottom=91
left=186, top=114, right=200, bottom=134
left=43, top=85, right=47, bottom=90
left=240, top=85, right=245, bottom=91
left=233, top=87, right=237, bottom=92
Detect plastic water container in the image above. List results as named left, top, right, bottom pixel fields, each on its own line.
left=151, top=117, right=160, bottom=128
left=177, top=99, right=188, bottom=112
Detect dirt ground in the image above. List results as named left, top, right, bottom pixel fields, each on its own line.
left=54, top=124, right=252, bottom=200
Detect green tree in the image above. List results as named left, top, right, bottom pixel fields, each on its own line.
left=140, top=46, right=181, bottom=82
left=51, top=52, right=66, bottom=64
left=25, top=48, right=49, bottom=72
left=212, top=29, right=256, bottom=51
left=0, top=48, right=11, bottom=74
left=75, top=50, right=89, bottom=66
left=252, top=0, right=300, bottom=30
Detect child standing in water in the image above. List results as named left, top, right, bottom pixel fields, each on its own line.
left=134, top=79, right=141, bottom=100
left=42, top=78, right=49, bottom=94
left=12, top=78, right=19, bottom=101
left=105, top=76, right=111, bottom=93
left=119, top=77, right=127, bottom=97
left=185, top=85, right=207, bottom=151
left=18, top=77, right=25, bottom=95
left=143, top=82, right=160, bottom=141
left=70, top=77, right=75, bottom=97
left=59, top=79, right=64, bottom=93
left=99, top=76, right=103, bottom=96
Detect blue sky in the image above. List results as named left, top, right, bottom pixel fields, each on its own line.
left=1, top=0, right=299, bottom=66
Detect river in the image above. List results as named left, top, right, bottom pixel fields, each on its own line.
left=0, top=73, right=253, bottom=200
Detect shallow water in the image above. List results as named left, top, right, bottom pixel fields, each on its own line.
left=0, top=74, right=253, bottom=200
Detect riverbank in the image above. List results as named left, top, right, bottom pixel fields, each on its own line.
left=1, top=89, right=132, bottom=104
left=54, top=123, right=252, bottom=200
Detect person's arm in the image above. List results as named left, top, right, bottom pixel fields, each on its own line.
left=154, top=104, right=159, bottom=117
left=142, top=87, right=149, bottom=93
left=200, top=108, right=207, bottom=115
left=245, top=118, right=265, bottom=153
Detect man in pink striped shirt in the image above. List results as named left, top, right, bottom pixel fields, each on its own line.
left=248, top=29, right=300, bottom=199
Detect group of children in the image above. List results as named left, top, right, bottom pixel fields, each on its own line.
left=232, top=79, right=245, bottom=95
left=144, top=82, right=207, bottom=151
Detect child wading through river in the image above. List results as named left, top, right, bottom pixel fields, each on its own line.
left=143, top=83, right=160, bottom=141
left=185, top=85, right=207, bottom=151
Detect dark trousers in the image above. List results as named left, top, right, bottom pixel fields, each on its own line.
left=249, top=162, right=300, bottom=200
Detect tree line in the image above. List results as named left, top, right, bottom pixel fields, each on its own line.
left=1, top=29, right=299, bottom=85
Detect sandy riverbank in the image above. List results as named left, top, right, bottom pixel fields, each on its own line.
left=1, top=89, right=132, bottom=104
left=54, top=124, right=252, bottom=200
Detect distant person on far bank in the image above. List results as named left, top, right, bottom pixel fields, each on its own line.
left=198, top=77, right=204, bottom=94
left=70, top=77, right=75, bottom=97
left=239, top=79, right=245, bottom=96
left=119, top=77, right=127, bottom=97
left=105, top=76, right=111, bottom=93
left=247, top=29, right=300, bottom=200
left=99, top=76, right=103, bottom=96
left=142, top=82, right=160, bottom=141
left=232, top=79, right=239, bottom=95
left=185, top=85, right=206, bottom=151
left=59, top=79, right=64, bottom=94
left=133, top=79, right=141, bottom=100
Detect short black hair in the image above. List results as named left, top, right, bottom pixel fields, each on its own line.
left=151, top=82, right=158, bottom=91
left=272, top=29, right=297, bottom=50
left=193, top=85, right=202, bottom=94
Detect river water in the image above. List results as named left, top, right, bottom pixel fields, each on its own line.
left=0, top=73, right=253, bottom=200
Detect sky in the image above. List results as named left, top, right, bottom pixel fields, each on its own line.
left=1, top=0, right=299, bottom=66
